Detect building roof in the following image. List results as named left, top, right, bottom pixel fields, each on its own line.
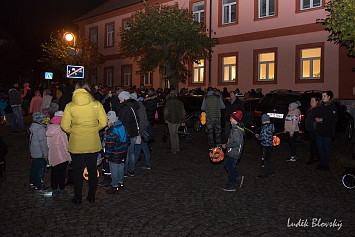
left=75, top=0, right=142, bottom=22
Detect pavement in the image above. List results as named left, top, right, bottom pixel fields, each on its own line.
left=0, top=116, right=354, bottom=236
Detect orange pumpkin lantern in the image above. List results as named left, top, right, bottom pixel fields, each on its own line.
left=273, top=136, right=280, bottom=146
left=209, top=147, right=224, bottom=162
left=200, top=112, right=206, bottom=125
left=83, top=167, right=100, bottom=180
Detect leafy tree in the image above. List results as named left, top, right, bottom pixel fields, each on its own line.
left=119, top=2, right=217, bottom=90
left=318, top=0, right=355, bottom=57
left=39, top=30, right=104, bottom=79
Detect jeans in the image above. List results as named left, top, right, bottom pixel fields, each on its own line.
left=51, top=161, right=68, bottom=190
left=261, top=146, right=274, bottom=174
left=287, top=132, right=297, bottom=156
left=125, top=136, right=138, bottom=173
left=224, top=155, right=240, bottom=188
left=168, top=123, right=180, bottom=153
left=29, top=158, right=46, bottom=188
left=206, top=118, right=221, bottom=148
left=135, top=141, right=151, bottom=167
left=11, top=105, right=25, bottom=132
left=71, top=152, right=98, bottom=199
left=317, top=136, right=332, bottom=168
left=109, top=162, right=124, bottom=187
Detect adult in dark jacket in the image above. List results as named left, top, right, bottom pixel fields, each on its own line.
left=314, top=91, right=338, bottom=170
left=305, top=96, right=321, bottom=164
left=58, top=84, right=74, bottom=111
left=144, top=88, right=160, bottom=127
left=114, top=91, right=140, bottom=176
left=8, top=83, right=26, bottom=133
left=164, top=90, right=185, bottom=154
left=224, top=90, right=245, bottom=141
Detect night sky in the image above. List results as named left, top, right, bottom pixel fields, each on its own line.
left=0, top=0, right=108, bottom=83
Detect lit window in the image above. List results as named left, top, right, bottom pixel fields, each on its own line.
left=193, top=60, right=204, bottom=83
left=301, top=0, right=321, bottom=10
left=222, top=56, right=236, bottom=82
left=259, top=0, right=275, bottom=18
left=107, top=24, right=114, bottom=47
left=192, top=2, right=204, bottom=23
left=258, top=52, right=275, bottom=81
left=223, top=0, right=237, bottom=25
left=144, top=72, right=152, bottom=85
left=124, top=66, right=132, bottom=86
left=90, top=28, right=97, bottom=44
left=106, top=68, right=113, bottom=87
left=300, top=48, right=321, bottom=79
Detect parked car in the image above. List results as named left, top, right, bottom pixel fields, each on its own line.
left=253, top=90, right=354, bottom=139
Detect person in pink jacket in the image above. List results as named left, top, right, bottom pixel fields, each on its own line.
left=29, top=90, right=42, bottom=114
left=46, top=111, right=71, bottom=194
left=284, top=101, right=301, bottom=162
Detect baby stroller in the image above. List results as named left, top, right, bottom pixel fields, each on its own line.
left=162, top=111, right=202, bottom=144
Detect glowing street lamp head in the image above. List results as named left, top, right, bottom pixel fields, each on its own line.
left=64, top=32, right=75, bottom=42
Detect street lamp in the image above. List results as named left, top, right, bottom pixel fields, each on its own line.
left=64, top=32, right=75, bottom=46
left=64, top=32, right=77, bottom=65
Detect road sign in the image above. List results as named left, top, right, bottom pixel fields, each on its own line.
left=66, top=65, right=84, bottom=79
left=45, top=72, right=53, bottom=80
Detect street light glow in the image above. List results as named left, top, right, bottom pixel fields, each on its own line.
left=64, top=32, right=74, bottom=42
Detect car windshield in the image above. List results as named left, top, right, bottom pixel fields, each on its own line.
left=258, top=94, right=300, bottom=111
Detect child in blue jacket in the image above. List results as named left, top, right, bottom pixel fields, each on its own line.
left=105, top=115, right=129, bottom=195
left=256, top=114, right=275, bottom=178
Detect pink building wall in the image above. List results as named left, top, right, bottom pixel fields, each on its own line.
left=77, top=0, right=352, bottom=98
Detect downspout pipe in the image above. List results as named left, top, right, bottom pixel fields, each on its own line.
left=208, top=0, right=212, bottom=87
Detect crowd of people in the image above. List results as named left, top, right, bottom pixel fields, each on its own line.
left=0, top=81, right=337, bottom=198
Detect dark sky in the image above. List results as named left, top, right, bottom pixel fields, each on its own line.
left=0, top=0, right=108, bottom=70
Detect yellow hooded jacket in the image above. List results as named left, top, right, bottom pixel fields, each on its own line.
left=61, top=89, right=108, bottom=154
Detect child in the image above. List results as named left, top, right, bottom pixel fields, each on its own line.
left=29, top=112, right=49, bottom=190
left=221, top=110, right=245, bottom=192
left=255, top=114, right=275, bottom=178
left=105, top=112, right=129, bottom=195
left=29, top=90, right=42, bottom=114
left=46, top=111, right=71, bottom=194
left=284, top=101, right=301, bottom=161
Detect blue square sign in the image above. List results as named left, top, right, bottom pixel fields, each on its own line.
left=67, top=65, right=84, bottom=79
left=45, top=72, right=53, bottom=80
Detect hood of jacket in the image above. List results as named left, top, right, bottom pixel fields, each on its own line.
left=113, top=120, right=127, bottom=143
left=29, top=122, right=46, bottom=133
left=288, top=108, right=300, bottom=116
left=125, top=99, right=140, bottom=110
left=71, top=89, right=93, bottom=106
left=46, top=124, right=62, bottom=137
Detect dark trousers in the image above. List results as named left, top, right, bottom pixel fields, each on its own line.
left=51, top=161, right=69, bottom=190
left=71, top=153, right=98, bottom=199
left=261, top=146, right=274, bottom=174
left=206, top=118, right=221, bottom=148
left=287, top=132, right=297, bottom=156
left=317, top=136, right=332, bottom=168
left=29, top=158, right=46, bottom=188
left=307, top=130, right=318, bottom=161
left=224, top=155, right=240, bottom=187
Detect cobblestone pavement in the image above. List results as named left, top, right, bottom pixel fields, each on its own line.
left=0, top=117, right=354, bottom=236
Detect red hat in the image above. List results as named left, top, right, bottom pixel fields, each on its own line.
left=230, top=110, right=243, bottom=122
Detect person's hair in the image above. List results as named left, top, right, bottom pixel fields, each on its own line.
left=148, top=88, right=156, bottom=96
left=322, top=90, right=333, bottom=100
left=311, top=95, right=321, bottom=103
left=75, top=81, right=91, bottom=93
left=170, top=90, right=177, bottom=98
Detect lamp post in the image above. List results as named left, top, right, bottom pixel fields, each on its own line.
left=64, top=32, right=77, bottom=65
